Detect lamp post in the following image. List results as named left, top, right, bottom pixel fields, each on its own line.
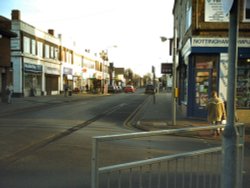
left=99, top=45, right=117, bottom=94
left=160, top=36, right=177, bottom=126
left=99, top=50, right=108, bottom=94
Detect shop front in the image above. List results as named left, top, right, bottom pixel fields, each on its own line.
left=180, top=37, right=250, bottom=118
left=187, top=54, right=219, bottom=118
left=23, top=63, right=43, bottom=97
left=63, top=67, right=73, bottom=90
left=45, top=65, right=60, bottom=95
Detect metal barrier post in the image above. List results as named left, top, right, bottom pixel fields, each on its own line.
left=236, top=124, right=245, bottom=187
left=91, top=137, right=99, bottom=188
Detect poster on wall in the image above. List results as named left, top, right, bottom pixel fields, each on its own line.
left=205, top=0, right=229, bottom=22
left=219, top=53, right=228, bottom=101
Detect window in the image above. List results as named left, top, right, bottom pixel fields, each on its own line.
left=37, top=41, right=43, bottom=57
left=237, top=59, right=250, bottom=108
left=45, top=44, right=50, bottom=58
left=245, top=0, right=250, bottom=21
left=185, top=1, right=192, bottom=31
left=31, top=39, right=36, bottom=55
left=23, top=36, right=30, bottom=54
left=50, top=46, right=54, bottom=59
left=66, top=51, right=72, bottom=64
left=55, top=48, right=58, bottom=59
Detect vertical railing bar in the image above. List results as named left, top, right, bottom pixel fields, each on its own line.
left=107, top=172, right=111, bottom=188
left=157, top=162, right=161, bottom=188
left=129, top=168, right=132, bottom=188
left=203, top=154, right=206, bottom=188
left=182, top=158, right=185, bottom=188
left=91, top=138, right=99, bottom=188
left=215, top=152, right=220, bottom=188
left=166, top=160, right=169, bottom=188
left=139, top=166, right=142, bottom=188
left=149, top=164, right=152, bottom=188
left=196, top=155, right=200, bottom=188
left=209, top=153, right=213, bottom=188
left=237, top=125, right=245, bottom=187
left=174, top=159, right=178, bottom=188
left=190, top=157, right=193, bottom=188
left=118, top=170, right=121, bottom=188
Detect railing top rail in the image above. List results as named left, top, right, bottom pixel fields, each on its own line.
left=93, top=123, right=244, bottom=142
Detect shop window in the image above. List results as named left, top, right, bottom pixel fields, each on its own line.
left=193, top=55, right=218, bottom=108
left=237, top=59, right=250, bottom=108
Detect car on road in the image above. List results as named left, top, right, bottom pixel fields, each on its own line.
left=108, top=85, right=117, bottom=93
left=145, top=84, right=156, bottom=94
left=124, top=85, right=135, bottom=93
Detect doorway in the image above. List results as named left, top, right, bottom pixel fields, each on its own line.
left=194, top=69, right=212, bottom=117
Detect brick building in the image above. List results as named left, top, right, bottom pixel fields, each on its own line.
left=173, top=0, right=250, bottom=120
left=0, top=16, right=17, bottom=101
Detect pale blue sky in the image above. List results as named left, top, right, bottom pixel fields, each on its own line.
left=0, top=0, right=174, bottom=76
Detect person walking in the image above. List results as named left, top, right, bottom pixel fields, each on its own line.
left=207, top=91, right=226, bottom=136
left=6, top=84, right=13, bottom=104
left=64, top=83, right=68, bottom=97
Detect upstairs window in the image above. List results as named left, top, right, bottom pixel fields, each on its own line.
left=245, top=0, right=250, bottom=21
left=23, top=36, right=30, bottom=54
left=45, top=44, right=50, bottom=58
left=31, top=39, right=36, bottom=55
left=37, top=41, right=43, bottom=58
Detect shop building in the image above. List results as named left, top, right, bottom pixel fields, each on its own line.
left=10, top=10, right=61, bottom=97
left=1, top=10, right=123, bottom=97
left=173, top=0, right=250, bottom=119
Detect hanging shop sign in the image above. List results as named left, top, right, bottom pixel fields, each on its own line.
left=24, top=63, right=42, bottom=73
left=161, top=63, right=173, bottom=74
left=63, top=67, right=73, bottom=75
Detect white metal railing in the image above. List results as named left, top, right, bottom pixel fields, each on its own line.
left=91, top=124, right=244, bottom=188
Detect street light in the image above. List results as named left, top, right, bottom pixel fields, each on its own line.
left=160, top=35, right=177, bottom=126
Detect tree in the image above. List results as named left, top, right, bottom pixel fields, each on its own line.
left=124, top=68, right=133, bottom=84
left=143, top=73, right=152, bottom=85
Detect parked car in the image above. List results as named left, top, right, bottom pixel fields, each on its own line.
left=145, top=84, right=156, bottom=94
left=124, top=85, right=135, bottom=93
left=108, top=85, right=117, bottom=93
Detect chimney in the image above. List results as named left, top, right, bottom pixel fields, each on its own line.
left=11, top=10, right=21, bottom=20
left=48, top=29, right=54, bottom=36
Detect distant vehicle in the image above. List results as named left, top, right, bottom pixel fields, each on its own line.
left=145, top=84, right=156, bottom=94
left=124, top=85, right=135, bottom=93
left=108, top=85, right=117, bottom=93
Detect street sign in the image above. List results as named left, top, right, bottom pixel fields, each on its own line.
left=221, top=0, right=234, bottom=15
left=161, top=63, right=172, bottom=74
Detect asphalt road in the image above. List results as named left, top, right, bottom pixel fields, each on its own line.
left=0, top=90, right=247, bottom=188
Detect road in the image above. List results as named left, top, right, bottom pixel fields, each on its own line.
left=0, top=89, right=248, bottom=188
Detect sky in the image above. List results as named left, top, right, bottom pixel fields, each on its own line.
left=0, top=0, right=174, bottom=77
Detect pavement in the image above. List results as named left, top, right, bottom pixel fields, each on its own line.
left=128, top=91, right=250, bottom=142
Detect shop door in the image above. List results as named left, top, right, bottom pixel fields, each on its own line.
left=194, top=70, right=212, bottom=117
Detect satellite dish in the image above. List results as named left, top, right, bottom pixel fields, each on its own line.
left=221, top=0, right=234, bottom=15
